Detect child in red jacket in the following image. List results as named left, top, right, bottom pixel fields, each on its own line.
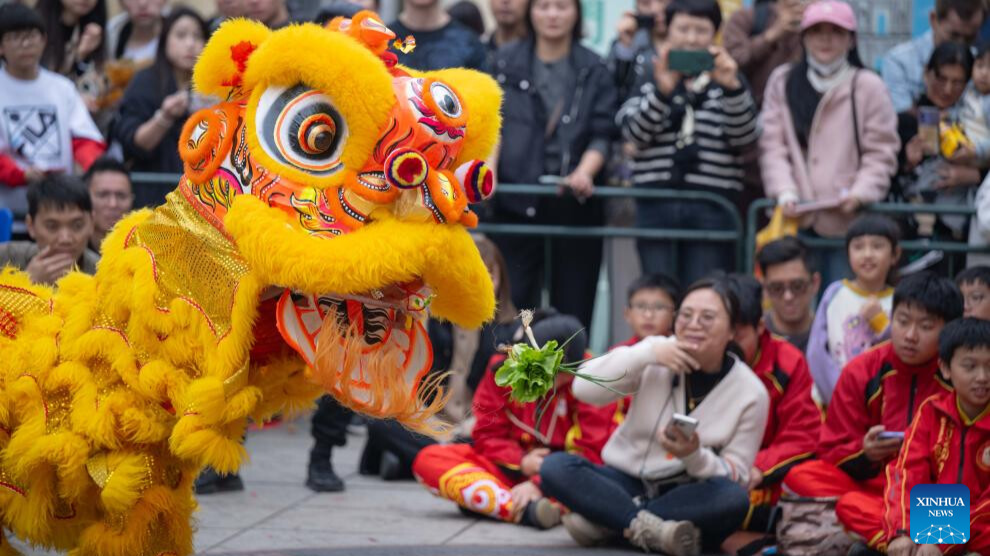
left=784, top=272, right=964, bottom=551
left=885, top=318, right=990, bottom=556
left=723, top=274, right=822, bottom=552
left=413, top=311, right=617, bottom=529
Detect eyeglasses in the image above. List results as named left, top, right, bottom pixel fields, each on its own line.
left=765, top=279, right=811, bottom=298
left=675, top=309, right=719, bottom=329
left=631, top=302, right=675, bottom=315
left=1, top=29, right=43, bottom=46
left=965, top=292, right=987, bottom=306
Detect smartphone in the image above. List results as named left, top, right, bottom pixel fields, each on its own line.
left=918, top=106, right=941, bottom=155
left=635, top=14, right=655, bottom=31
left=667, top=49, right=714, bottom=76
left=877, top=430, right=905, bottom=441
left=671, top=413, right=699, bottom=437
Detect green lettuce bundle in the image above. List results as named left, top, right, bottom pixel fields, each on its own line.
left=494, top=310, right=623, bottom=404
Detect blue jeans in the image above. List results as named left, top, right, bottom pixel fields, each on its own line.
left=539, top=452, right=750, bottom=551
left=636, top=199, right=736, bottom=288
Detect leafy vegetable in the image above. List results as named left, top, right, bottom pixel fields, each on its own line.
left=493, top=310, right=625, bottom=405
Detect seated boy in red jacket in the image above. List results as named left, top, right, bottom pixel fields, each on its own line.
left=885, top=318, right=990, bottom=556
left=413, top=311, right=618, bottom=529
left=784, top=272, right=964, bottom=551
left=723, top=274, right=822, bottom=550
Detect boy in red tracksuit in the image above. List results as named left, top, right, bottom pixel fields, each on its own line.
left=413, top=312, right=617, bottom=529
left=885, top=318, right=990, bottom=556
left=724, top=275, right=822, bottom=549
left=784, top=272, right=964, bottom=551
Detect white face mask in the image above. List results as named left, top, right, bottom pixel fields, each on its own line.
left=805, top=55, right=852, bottom=94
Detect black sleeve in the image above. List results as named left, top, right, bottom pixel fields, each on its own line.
left=112, top=70, right=163, bottom=162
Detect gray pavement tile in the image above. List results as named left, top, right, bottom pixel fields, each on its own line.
left=444, top=521, right=573, bottom=547
left=206, top=546, right=642, bottom=556
left=194, top=527, right=244, bottom=553
left=194, top=483, right=315, bottom=529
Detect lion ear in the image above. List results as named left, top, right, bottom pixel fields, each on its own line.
left=193, top=18, right=271, bottom=101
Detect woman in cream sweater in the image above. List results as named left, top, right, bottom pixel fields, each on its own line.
left=540, top=277, right=769, bottom=556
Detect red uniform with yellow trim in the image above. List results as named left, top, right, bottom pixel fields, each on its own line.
left=412, top=354, right=620, bottom=521
left=883, top=391, right=990, bottom=554
left=744, top=331, right=822, bottom=531
left=784, top=342, right=951, bottom=549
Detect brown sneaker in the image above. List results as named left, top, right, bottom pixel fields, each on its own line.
left=561, top=512, right=614, bottom=546
left=624, top=510, right=700, bottom=556
left=523, top=498, right=562, bottom=529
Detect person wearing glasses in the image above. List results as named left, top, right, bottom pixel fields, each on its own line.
left=956, top=265, right=990, bottom=319
left=539, top=277, right=769, bottom=555
left=721, top=274, right=821, bottom=554
left=0, top=3, right=105, bottom=235
left=621, top=273, right=682, bottom=347
left=757, top=237, right=821, bottom=353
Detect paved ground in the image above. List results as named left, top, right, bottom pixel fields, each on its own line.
left=8, top=417, right=647, bottom=556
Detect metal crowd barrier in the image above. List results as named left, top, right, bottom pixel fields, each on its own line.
left=745, top=198, right=990, bottom=275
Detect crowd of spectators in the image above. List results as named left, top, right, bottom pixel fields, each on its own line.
left=5, top=0, right=990, bottom=554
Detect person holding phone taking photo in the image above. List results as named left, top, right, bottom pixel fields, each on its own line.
left=539, top=277, right=769, bottom=555
left=618, top=0, right=758, bottom=288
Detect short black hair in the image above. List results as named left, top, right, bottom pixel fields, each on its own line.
left=939, top=317, right=990, bottom=362
left=956, top=266, right=990, bottom=289
left=83, top=156, right=130, bottom=186
left=935, top=0, right=984, bottom=21
left=448, top=0, right=485, bottom=36
left=846, top=214, right=901, bottom=251
left=758, top=236, right=814, bottom=275
left=665, top=0, right=722, bottom=33
left=928, top=41, right=975, bottom=82
left=976, top=39, right=990, bottom=61
left=627, top=273, right=682, bottom=306
left=893, top=271, right=964, bottom=323
left=681, top=275, right=741, bottom=326
left=27, top=174, right=92, bottom=218
left=0, top=3, right=45, bottom=42
left=725, top=273, right=763, bottom=329
left=529, top=308, right=587, bottom=365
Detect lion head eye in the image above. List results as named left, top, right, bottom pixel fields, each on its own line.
left=429, top=82, right=462, bottom=119
left=255, top=84, right=348, bottom=176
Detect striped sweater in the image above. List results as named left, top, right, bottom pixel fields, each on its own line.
left=618, top=76, right=759, bottom=192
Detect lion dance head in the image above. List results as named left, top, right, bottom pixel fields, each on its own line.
left=177, top=13, right=501, bottom=433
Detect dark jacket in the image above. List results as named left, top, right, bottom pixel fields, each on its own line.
left=490, top=40, right=618, bottom=223
left=112, top=66, right=185, bottom=208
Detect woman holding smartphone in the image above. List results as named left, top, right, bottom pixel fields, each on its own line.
left=539, top=277, right=769, bottom=556
left=759, top=0, right=899, bottom=284
left=112, top=6, right=207, bottom=207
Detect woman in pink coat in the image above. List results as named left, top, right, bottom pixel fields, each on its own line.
left=759, top=0, right=900, bottom=283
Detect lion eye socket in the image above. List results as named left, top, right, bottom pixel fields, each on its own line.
left=429, top=82, right=461, bottom=119
left=256, top=85, right=348, bottom=176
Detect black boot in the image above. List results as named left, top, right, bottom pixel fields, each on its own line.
left=306, top=450, right=345, bottom=492
left=194, top=467, right=244, bottom=495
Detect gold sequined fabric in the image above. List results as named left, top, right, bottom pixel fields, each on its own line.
left=126, top=188, right=250, bottom=338
left=0, top=283, right=50, bottom=339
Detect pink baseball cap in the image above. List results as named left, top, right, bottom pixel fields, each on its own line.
left=800, top=0, right=857, bottom=33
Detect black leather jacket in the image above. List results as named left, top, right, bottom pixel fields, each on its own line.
left=490, top=40, right=618, bottom=222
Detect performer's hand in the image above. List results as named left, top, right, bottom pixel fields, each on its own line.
left=747, top=466, right=764, bottom=490
left=509, top=480, right=543, bottom=520
left=863, top=425, right=902, bottom=462
left=26, top=246, right=76, bottom=285
left=521, top=448, right=550, bottom=477
left=916, top=545, right=942, bottom=556
left=23, top=167, right=45, bottom=183
left=886, top=536, right=915, bottom=556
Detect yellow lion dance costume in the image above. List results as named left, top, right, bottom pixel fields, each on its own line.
left=0, top=12, right=501, bottom=556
